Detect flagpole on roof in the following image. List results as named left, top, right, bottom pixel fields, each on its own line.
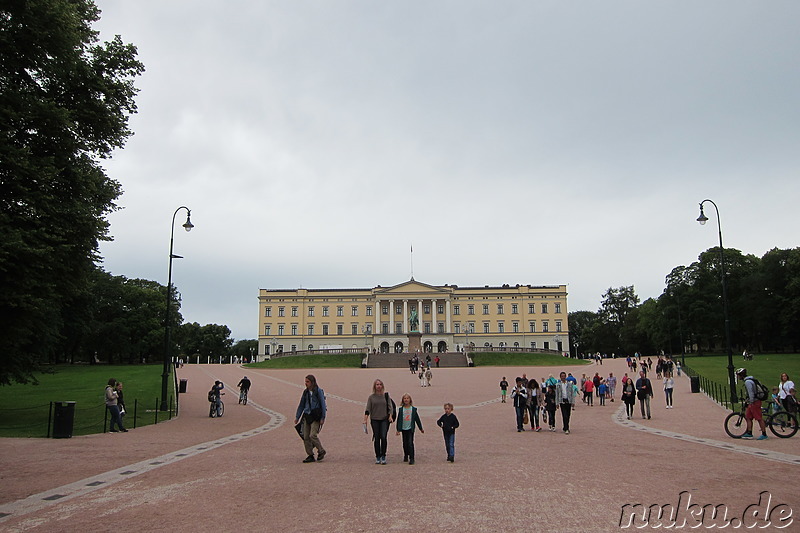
left=410, top=243, right=414, bottom=281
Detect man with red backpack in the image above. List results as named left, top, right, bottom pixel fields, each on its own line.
left=737, top=368, right=768, bottom=440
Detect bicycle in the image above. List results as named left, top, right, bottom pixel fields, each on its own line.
left=209, top=392, right=225, bottom=418
left=239, top=388, right=248, bottom=405
left=724, top=400, right=797, bottom=439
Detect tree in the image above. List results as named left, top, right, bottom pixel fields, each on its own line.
left=231, top=339, right=258, bottom=361
left=178, top=323, right=233, bottom=363
left=0, top=1, right=143, bottom=384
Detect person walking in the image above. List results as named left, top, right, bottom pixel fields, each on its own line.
left=510, top=378, right=528, bottom=432
left=635, top=371, right=653, bottom=419
left=555, top=372, right=575, bottom=434
left=544, top=385, right=557, bottom=431
left=527, top=378, right=542, bottom=431
left=607, top=373, right=617, bottom=402
left=105, top=378, right=127, bottom=433
left=395, top=393, right=424, bottom=465
left=664, top=375, right=675, bottom=409
left=364, top=379, right=395, bottom=464
left=294, top=374, right=327, bottom=463
left=436, top=403, right=459, bottom=462
left=622, top=378, right=636, bottom=420
left=499, top=377, right=509, bottom=403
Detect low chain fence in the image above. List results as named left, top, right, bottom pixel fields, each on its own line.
left=0, top=396, right=178, bottom=438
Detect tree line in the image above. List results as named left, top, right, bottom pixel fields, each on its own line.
left=569, top=247, right=800, bottom=357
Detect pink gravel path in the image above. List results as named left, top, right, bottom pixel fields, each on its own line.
left=0, top=359, right=797, bottom=532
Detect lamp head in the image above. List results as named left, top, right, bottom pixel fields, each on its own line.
left=183, top=212, right=194, bottom=232
left=696, top=204, right=708, bottom=225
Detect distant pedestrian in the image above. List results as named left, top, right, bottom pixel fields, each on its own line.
left=664, top=376, right=675, bottom=408
left=622, top=378, right=636, bottom=420
left=511, top=378, right=528, bottom=432
left=635, top=371, right=653, bottom=420
left=500, top=377, right=509, bottom=403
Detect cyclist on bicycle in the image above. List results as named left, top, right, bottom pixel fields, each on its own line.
left=737, top=368, right=768, bottom=440
left=210, top=380, right=225, bottom=417
left=237, top=376, right=251, bottom=403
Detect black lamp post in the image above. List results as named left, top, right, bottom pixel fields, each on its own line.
left=161, top=206, right=194, bottom=412
left=697, top=199, right=737, bottom=406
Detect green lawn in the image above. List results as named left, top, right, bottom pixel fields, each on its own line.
left=470, top=352, right=592, bottom=367
left=0, top=365, right=176, bottom=438
left=246, top=353, right=363, bottom=369
left=681, top=353, right=799, bottom=403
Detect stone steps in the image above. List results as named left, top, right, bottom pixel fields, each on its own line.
left=365, top=353, right=469, bottom=368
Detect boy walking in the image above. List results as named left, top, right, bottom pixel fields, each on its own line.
left=500, top=377, right=509, bottom=403
left=437, top=403, right=460, bottom=462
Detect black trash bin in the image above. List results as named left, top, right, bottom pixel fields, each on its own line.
left=52, top=401, right=76, bottom=438
left=179, top=379, right=188, bottom=394
left=690, top=375, right=700, bottom=393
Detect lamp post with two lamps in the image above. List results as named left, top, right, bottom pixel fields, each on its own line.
left=161, top=206, right=194, bottom=412
left=696, top=199, right=737, bottom=406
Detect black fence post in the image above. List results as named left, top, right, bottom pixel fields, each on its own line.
left=154, top=398, right=159, bottom=425
left=133, top=399, right=138, bottom=429
left=46, top=401, right=53, bottom=438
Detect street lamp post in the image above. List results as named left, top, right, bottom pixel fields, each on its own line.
left=161, top=206, right=194, bottom=412
left=271, top=337, right=278, bottom=358
left=697, top=199, right=737, bottom=406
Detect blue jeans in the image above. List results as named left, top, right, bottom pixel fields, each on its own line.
left=515, top=406, right=525, bottom=430
left=107, top=404, right=125, bottom=431
left=370, top=419, right=389, bottom=459
left=443, top=432, right=455, bottom=458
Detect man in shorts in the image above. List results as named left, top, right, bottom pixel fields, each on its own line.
left=737, top=368, right=768, bottom=440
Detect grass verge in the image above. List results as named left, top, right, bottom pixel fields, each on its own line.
left=246, top=354, right=363, bottom=369
left=0, top=364, right=176, bottom=438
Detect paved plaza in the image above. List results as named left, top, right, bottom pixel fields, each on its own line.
left=0, top=358, right=798, bottom=532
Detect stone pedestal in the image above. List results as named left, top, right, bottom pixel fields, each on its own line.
left=407, top=332, right=422, bottom=354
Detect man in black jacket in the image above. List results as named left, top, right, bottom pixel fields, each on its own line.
left=635, top=371, right=653, bottom=419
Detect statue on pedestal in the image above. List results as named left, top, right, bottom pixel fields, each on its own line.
left=409, top=309, right=419, bottom=332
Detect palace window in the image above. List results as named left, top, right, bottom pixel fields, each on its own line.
left=528, top=304, right=535, bottom=314
left=556, top=321, right=562, bottom=332
left=337, top=306, right=344, bottom=316
left=322, top=325, right=329, bottom=335
left=455, top=323, right=461, bottom=333
left=291, top=325, right=298, bottom=335
left=396, top=323, right=403, bottom=334
left=308, top=324, right=314, bottom=335
left=513, top=322, right=519, bottom=333
left=396, top=305, right=402, bottom=314
left=482, top=304, right=489, bottom=315
left=468, top=305, right=475, bottom=315
left=511, top=304, right=518, bottom=314
left=483, top=323, right=490, bottom=333
left=366, top=306, right=373, bottom=316
left=292, top=306, right=298, bottom=317
left=278, top=307, right=285, bottom=317
left=529, top=322, right=536, bottom=333
left=278, top=325, right=285, bottom=335
left=382, top=305, right=388, bottom=315
left=497, top=304, right=504, bottom=314
left=541, top=303, right=548, bottom=314
left=264, top=325, right=271, bottom=335
left=322, top=306, right=329, bottom=317
left=337, top=324, right=343, bottom=335
left=308, top=307, right=314, bottom=317
left=424, top=304, right=430, bottom=314
left=453, top=305, right=460, bottom=315
left=438, top=322, right=444, bottom=333
left=424, top=323, right=431, bottom=333
left=555, top=303, right=562, bottom=314
left=382, top=323, right=389, bottom=334
left=265, top=307, right=272, bottom=317
left=352, top=306, right=358, bottom=316
left=352, top=324, right=358, bottom=335
left=437, top=304, right=444, bottom=314
left=542, top=321, right=549, bottom=332
left=498, top=322, right=505, bottom=333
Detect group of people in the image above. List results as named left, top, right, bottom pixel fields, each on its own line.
left=104, top=378, right=128, bottom=433
left=503, top=372, right=577, bottom=434
left=292, top=376, right=460, bottom=465
left=739, top=369, right=796, bottom=440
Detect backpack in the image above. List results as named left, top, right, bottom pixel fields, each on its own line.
left=208, top=390, right=215, bottom=403
left=746, top=377, right=769, bottom=402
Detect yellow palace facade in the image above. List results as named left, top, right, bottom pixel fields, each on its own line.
left=257, top=279, right=569, bottom=356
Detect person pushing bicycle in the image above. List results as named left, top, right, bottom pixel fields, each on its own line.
left=737, top=368, right=768, bottom=440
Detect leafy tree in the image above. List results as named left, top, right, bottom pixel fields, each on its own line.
left=178, top=323, right=233, bottom=363
left=0, top=0, right=143, bottom=384
left=231, top=339, right=258, bottom=361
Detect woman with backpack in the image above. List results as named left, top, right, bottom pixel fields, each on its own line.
left=294, top=374, right=327, bottom=463
left=364, top=379, right=395, bottom=464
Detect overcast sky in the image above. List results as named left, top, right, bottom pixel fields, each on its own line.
left=93, top=1, right=800, bottom=341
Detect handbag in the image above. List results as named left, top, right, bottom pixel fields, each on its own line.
left=309, top=389, right=323, bottom=421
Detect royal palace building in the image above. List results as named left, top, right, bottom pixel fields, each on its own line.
left=257, top=279, right=569, bottom=356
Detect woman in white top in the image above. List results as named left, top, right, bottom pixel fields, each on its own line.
left=663, top=376, right=675, bottom=408
left=778, top=373, right=795, bottom=411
